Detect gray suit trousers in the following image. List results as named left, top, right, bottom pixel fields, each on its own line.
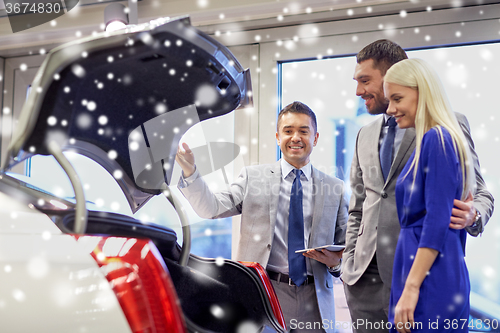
left=344, top=264, right=391, bottom=333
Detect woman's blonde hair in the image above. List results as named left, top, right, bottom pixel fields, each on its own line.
left=384, top=58, right=475, bottom=199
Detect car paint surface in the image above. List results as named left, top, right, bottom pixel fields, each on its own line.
left=0, top=191, right=132, bottom=332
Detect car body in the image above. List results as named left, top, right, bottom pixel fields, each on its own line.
left=0, top=16, right=285, bottom=333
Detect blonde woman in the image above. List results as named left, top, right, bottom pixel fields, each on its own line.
left=383, top=58, right=475, bottom=333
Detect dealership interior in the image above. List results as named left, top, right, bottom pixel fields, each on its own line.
left=1, top=0, right=499, bottom=329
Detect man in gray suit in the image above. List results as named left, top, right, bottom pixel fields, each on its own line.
left=342, top=39, right=494, bottom=332
left=176, top=101, right=348, bottom=332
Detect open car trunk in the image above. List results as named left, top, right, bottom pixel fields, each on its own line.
left=61, top=211, right=285, bottom=333
left=0, top=15, right=285, bottom=333
left=4, top=16, right=251, bottom=213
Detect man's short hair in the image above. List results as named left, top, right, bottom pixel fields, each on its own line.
left=356, top=39, right=408, bottom=75
left=277, top=101, right=317, bottom=133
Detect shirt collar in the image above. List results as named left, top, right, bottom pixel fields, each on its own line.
left=382, top=113, right=390, bottom=125
left=280, top=158, right=312, bottom=181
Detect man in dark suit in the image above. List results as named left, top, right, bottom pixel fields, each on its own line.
left=176, top=101, right=348, bottom=332
left=341, top=39, right=494, bottom=332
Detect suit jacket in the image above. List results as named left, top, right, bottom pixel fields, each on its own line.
left=342, top=113, right=494, bottom=288
left=179, top=160, right=348, bottom=332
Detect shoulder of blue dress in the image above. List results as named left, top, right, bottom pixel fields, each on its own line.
left=422, top=127, right=458, bottom=158
left=424, top=126, right=452, bottom=142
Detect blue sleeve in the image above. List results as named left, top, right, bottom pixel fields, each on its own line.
left=418, top=128, right=461, bottom=252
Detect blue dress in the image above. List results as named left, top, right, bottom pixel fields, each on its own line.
left=389, top=127, right=470, bottom=332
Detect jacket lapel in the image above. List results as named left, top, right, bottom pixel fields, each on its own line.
left=368, top=116, right=386, bottom=188
left=386, top=127, right=416, bottom=184
left=268, top=160, right=282, bottom=229
left=310, top=166, right=324, bottom=246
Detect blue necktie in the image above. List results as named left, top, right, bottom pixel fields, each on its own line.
left=380, top=117, right=397, bottom=181
left=288, top=169, right=307, bottom=286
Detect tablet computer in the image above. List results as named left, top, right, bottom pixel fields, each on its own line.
left=295, top=244, right=345, bottom=253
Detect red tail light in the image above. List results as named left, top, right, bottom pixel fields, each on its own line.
left=74, top=235, right=186, bottom=333
left=239, top=261, right=287, bottom=331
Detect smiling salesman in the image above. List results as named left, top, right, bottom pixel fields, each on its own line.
left=176, top=101, right=348, bottom=332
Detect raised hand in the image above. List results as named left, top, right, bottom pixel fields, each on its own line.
left=175, top=142, right=196, bottom=178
